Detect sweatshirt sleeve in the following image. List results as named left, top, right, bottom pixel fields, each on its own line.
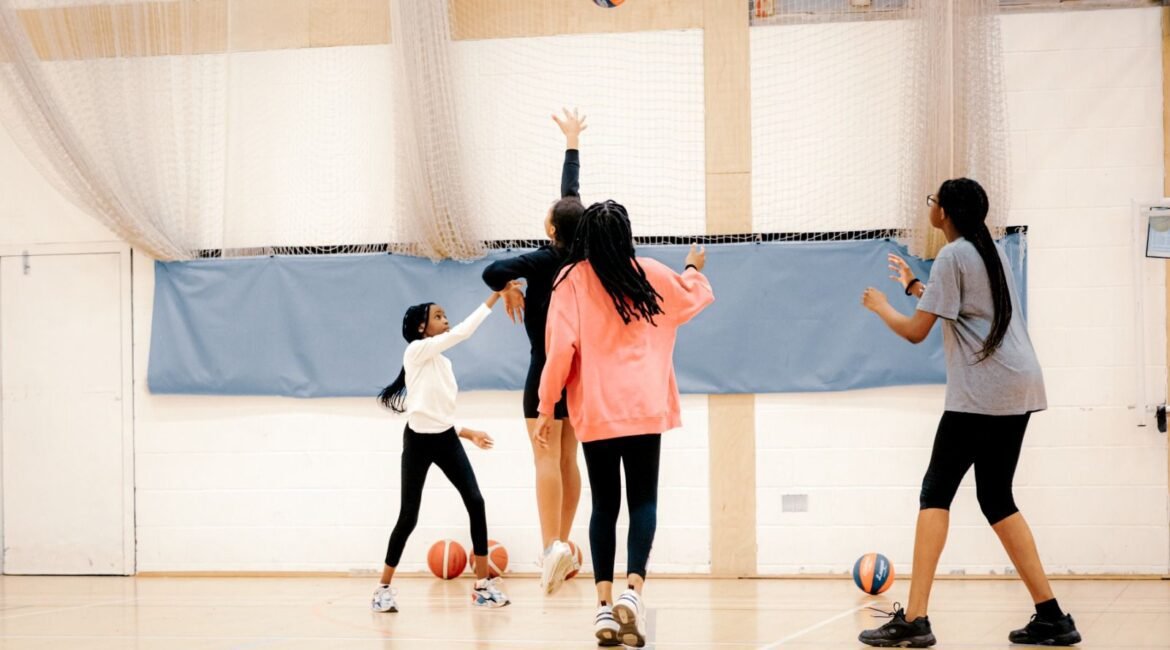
left=404, top=303, right=492, bottom=364
left=482, top=249, right=546, bottom=291
left=659, top=264, right=715, bottom=325
left=561, top=149, right=580, bottom=198
left=918, top=247, right=961, bottom=321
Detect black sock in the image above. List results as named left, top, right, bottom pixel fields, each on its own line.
left=1035, top=598, right=1064, bottom=621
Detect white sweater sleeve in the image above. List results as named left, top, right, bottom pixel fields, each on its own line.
left=404, top=303, right=493, bottom=364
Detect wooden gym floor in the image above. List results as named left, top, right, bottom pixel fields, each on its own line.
left=0, top=575, right=1164, bottom=648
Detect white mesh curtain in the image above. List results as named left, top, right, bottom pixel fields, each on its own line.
left=0, top=0, right=228, bottom=261
left=751, top=0, right=1009, bottom=258
left=0, top=0, right=486, bottom=261
left=913, top=0, right=1010, bottom=258
left=0, top=0, right=1009, bottom=261
left=388, top=0, right=484, bottom=259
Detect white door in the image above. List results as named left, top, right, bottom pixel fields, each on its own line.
left=1, top=252, right=132, bottom=574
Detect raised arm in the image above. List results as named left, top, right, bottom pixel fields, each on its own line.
left=552, top=107, right=586, bottom=197
left=659, top=244, right=715, bottom=325
left=405, top=292, right=502, bottom=362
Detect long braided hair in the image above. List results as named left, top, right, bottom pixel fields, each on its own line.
left=377, top=302, right=434, bottom=412
left=554, top=200, right=663, bottom=325
left=937, top=178, right=1011, bottom=363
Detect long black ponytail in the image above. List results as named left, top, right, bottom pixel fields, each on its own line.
left=555, top=200, right=663, bottom=325
left=937, top=178, right=1011, bottom=362
left=378, top=302, right=434, bottom=412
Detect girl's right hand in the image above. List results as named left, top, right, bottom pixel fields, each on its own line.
left=531, top=413, right=552, bottom=449
left=888, top=253, right=915, bottom=290
left=861, top=287, right=889, bottom=313
left=551, top=107, right=587, bottom=148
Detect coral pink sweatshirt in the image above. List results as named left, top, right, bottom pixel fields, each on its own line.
left=538, top=257, right=714, bottom=442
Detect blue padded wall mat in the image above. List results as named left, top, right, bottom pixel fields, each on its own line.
left=148, top=235, right=1026, bottom=397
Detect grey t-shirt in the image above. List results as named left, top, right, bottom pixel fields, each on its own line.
left=917, top=238, right=1047, bottom=415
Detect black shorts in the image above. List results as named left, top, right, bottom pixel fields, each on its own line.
left=523, top=353, right=569, bottom=420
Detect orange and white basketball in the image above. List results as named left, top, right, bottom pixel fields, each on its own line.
left=566, top=540, right=584, bottom=580
left=427, top=539, right=467, bottom=580
left=468, top=539, right=509, bottom=578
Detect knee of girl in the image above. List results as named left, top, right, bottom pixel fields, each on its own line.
left=558, top=454, right=579, bottom=473
left=591, top=507, right=621, bottom=528
left=466, top=492, right=486, bottom=513
left=919, top=489, right=954, bottom=512
left=393, top=512, right=419, bottom=533
left=629, top=503, right=658, bottom=528
left=535, top=455, right=562, bottom=475
left=977, top=491, right=1018, bottom=525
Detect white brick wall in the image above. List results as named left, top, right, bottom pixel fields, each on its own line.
left=756, top=8, right=1168, bottom=575
left=0, top=126, right=116, bottom=246
left=0, top=8, right=1165, bottom=576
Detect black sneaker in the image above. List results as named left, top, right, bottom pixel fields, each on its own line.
left=1009, top=614, right=1082, bottom=646
left=859, top=603, right=937, bottom=648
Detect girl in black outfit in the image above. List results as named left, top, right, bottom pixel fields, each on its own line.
left=481, top=108, right=586, bottom=594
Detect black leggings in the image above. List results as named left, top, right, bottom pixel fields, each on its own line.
left=919, top=411, right=1030, bottom=525
left=582, top=434, right=661, bottom=583
left=384, top=426, right=488, bottom=567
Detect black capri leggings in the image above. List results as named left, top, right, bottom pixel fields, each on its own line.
left=919, top=411, right=1030, bottom=525
left=384, top=426, right=488, bottom=567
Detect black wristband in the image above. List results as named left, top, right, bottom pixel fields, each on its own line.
left=685, top=264, right=698, bottom=272
left=905, top=278, right=922, bottom=296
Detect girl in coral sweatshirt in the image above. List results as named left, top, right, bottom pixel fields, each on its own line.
left=534, top=200, right=714, bottom=648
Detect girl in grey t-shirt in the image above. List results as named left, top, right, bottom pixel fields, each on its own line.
left=858, top=179, right=1080, bottom=648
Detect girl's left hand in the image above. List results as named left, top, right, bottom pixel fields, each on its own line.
left=888, top=253, right=915, bottom=290
left=502, top=280, right=526, bottom=324
left=468, top=429, right=494, bottom=450
left=861, top=287, right=888, bottom=312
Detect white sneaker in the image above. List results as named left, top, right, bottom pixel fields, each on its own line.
left=539, top=540, right=574, bottom=595
left=472, top=577, right=510, bottom=608
left=370, top=585, right=397, bottom=613
left=612, top=588, right=646, bottom=648
left=594, top=603, right=622, bottom=647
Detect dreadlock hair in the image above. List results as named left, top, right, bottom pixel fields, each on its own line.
left=554, top=200, right=664, bottom=325
left=377, top=302, right=435, bottom=412
left=937, top=178, right=1011, bottom=363
left=549, top=196, right=584, bottom=250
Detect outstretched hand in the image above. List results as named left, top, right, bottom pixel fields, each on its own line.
left=684, top=243, right=706, bottom=272
left=888, top=253, right=915, bottom=290
left=501, top=280, right=526, bottom=324
left=552, top=107, right=588, bottom=148
left=464, top=428, right=495, bottom=450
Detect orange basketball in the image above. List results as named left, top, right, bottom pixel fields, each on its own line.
left=853, top=552, right=895, bottom=595
left=427, top=539, right=467, bottom=580
left=468, top=539, right=509, bottom=578
left=565, top=540, right=584, bottom=580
